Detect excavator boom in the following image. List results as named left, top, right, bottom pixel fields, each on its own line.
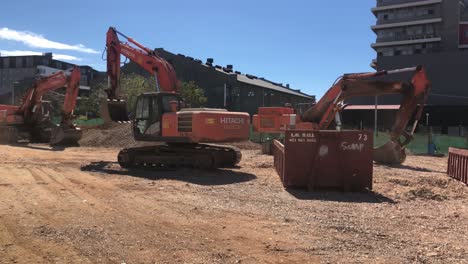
left=103, top=27, right=179, bottom=122
left=0, top=67, right=82, bottom=145
left=253, top=66, right=431, bottom=165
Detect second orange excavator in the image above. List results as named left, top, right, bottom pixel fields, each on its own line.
left=0, top=67, right=83, bottom=145
left=102, top=27, right=250, bottom=169
left=253, top=66, right=431, bottom=165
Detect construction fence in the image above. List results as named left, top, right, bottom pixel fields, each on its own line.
left=50, top=118, right=468, bottom=155
left=447, top=147, right=468, bottom=185
left=52, top=117, right=105, bottom=126
left=374, top=132, right=468, bottom=155
left=251, top=129, right=468, bottom=156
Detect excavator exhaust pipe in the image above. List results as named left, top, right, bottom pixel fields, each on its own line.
left=50, top=125, right=82, bottom=146
left=373, top=140, right=407, bottom=165
left=100, top=99, right=130, bottom=123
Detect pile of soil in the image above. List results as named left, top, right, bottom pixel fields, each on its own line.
left=230, top=140, right=261, bottom=150
left=79, top=123, right=261, bottom=150
left=79, top=123, right=138, bottom=148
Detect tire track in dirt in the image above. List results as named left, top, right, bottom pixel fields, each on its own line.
left=0, top=166, right=91, bottom=263
left=70, top=174, right=319, bottom=263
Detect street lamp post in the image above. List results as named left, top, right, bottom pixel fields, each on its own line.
left=426, top=113, right=433, bottom=155
left=374, top=95, right=378, bottom=137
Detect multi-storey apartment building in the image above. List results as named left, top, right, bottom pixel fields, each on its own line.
left=347, top=0, right=468, bottom=134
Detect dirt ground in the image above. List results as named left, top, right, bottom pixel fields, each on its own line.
left=0, top=143, right=467, bottom=263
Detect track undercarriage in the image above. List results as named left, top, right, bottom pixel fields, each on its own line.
left=0, top=126, right=18, bottom=144
left=117, top=143, right=242, bottom=169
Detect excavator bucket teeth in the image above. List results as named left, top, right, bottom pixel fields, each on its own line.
left=100, top=99, right=130, bottom=123
left=50, top=125, right=82, bottom=146
left=374, top=140, right=407, bottom=165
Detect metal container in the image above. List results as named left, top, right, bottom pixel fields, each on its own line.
left=447, top=147, right=468, bottom=185
left=272, top=130, right=373, bottom=191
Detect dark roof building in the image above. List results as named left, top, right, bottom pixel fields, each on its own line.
left=123, top=49, right=314, bottom=115
left=0, top=52, right=103, bottom=104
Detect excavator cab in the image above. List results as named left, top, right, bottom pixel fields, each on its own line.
left=132, top=92, right=182, bottom=139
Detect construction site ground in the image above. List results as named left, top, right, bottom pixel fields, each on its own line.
left=0, top=137, right=467, bottom=263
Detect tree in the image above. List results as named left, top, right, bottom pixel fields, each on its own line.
left=75, top=73, right=155, bottom=118
left=75, top=75, right=208, bottom=118
left=119, top=73, right=155, bottom=112
left=74, top=79, right=106, bottom=118
left=179, top=81, right=207, bottom=108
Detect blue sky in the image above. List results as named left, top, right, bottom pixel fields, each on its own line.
left=0, top=0, right=376, bottom=97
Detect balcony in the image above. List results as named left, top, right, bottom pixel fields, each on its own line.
left=376, top=32, right=439, bottom=43
left=372, top=35, right=441, bottom=48
left=375, top=10, right=440, bottom=25
left=372, top=18, right=442, bottom=30
left=373, top=0, right=442, bottom=12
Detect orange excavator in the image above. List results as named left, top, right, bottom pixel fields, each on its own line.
left=0, top=67, right=83, bottom=145
left=253, top=66, right=430, bottom=164
left=102, top=27, right=250, bottom=168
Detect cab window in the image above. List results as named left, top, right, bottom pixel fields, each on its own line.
left=135, top=97, right=150, bottom=119
left=162, top=95, right=180, bottom=112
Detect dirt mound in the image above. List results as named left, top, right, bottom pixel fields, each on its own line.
left=79, top=123, right=139, bottom=148
left=406, top=187, right=447, bottom=201
left=230, top=141, right=261, bottom=150
left=79, top=124, right=259, bottom=150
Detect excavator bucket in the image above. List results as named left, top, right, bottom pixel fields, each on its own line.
left=100, top=99, right=130, bottom=123
left=374, top=140, right=407, bottom=165
left=50, top=125, right=82, bottom=146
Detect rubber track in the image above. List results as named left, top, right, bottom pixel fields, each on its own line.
left=117, top=143, right=241, bottom=169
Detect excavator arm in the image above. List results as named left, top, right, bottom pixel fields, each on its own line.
left=18, top=70, right=70, bottom=120
left=301, top=66, right=430, bottom=164
left=15, top=67, right=83, bottom=145
left=60, top=67, right=81, bottom=126
left=254, top=66, right=430, bottom=164
left=103, top=27, right=179, bottom=122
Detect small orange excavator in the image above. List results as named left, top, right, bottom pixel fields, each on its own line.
left=102, top=27, right=250, bottom=168
left=0, top=67, right=83, bottom=145
left=253, top=66, right=430, bottom=164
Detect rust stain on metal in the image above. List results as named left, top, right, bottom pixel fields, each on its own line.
left=447, top=147, right=468, bottom=185
left=272, top=130, right=373, bottom=192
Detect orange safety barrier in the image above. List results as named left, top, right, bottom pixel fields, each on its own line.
left=447, top=147, right=468, bottom=185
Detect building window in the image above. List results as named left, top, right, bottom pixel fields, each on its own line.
left=376, top=48, right=393, bottom=57
left=426, top=25, right=435, bottom=35
left=2, top=58, right=8, bottom=68
left=26, top=57, right=33, bottom=67
left=459, top=24, right=468, bottom=45
left=56, top=62, right=62, bottom=69
left=15, top=57, right=22, bottom=68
